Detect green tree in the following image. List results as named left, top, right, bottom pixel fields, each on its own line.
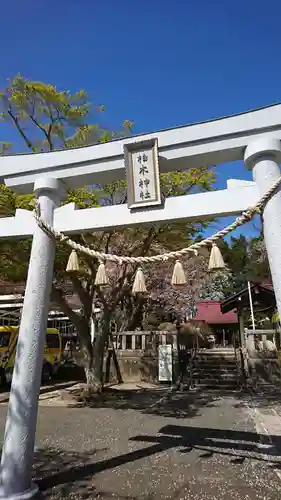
left=0, top=75, right=215, bottom=391
left=248, top=235, right=270, bottom=281
left=199, top=268, right=233, bottom=301
left=0, top=74, right=132, bottom=152
left=219, top=234, right=270, bottom=294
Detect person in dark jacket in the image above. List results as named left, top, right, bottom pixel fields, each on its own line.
left=178, top=347, right=191, bottom=386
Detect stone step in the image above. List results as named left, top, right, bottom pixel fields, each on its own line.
left=195, top=377, right=239, bottom=387
left=185, top=350, right=241, bottom=389
left=195, top=350, right=235, bottom=354
left=193, top=369, right=237, bottom=377
left=194, top=356, right=236, bottom=362
left=194, top=360, right=237, bottom=365
left=193, top=365, right=237, bottom=372
left=192, top=356, right=236, bottom=363
left=193, top=373, right=237, bottom=382
left=193, top=365, right=237, bottom=371
left=196, top=351, right=235, bottom=354
left=193, top=370, right=238, bottom=376
left=194, top=364, right=237, bottom=371
left=197, top=349, right=235, bottom=353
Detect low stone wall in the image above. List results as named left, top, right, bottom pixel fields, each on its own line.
left=104, top=330, right=178, bottom=384
left=247, top=350, right=281, bottom=387
left=104, top=350, right=159, bottom=384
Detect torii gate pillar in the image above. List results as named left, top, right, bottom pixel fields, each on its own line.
left=245, top=137, right=281, bottom=313
left=0, top=178, right=64, bottom=500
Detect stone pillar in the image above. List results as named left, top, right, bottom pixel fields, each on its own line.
left=245, top=137, right=281, bottom=319
left=0, top=178, right=64, bottom=500
left=131, top=334, right=136, bottom=350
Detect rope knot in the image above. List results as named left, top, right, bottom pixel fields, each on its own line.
left=242, top=210, right=253, bottom=220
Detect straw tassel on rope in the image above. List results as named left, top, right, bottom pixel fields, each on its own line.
left=66, top=250, right=80, bottom=272
left=208, top=243, right=225, bottom=271
left=94, top=261, right=109, bottom=286
left=132, top=267, right=147, bottom=294
left=171, top=260, right=187, bottom=288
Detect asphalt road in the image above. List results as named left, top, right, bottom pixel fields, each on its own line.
left=0, top=389, right=280, bottom=499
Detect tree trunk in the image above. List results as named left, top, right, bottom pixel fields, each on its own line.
left=84, top=366, right=103, bottom=393
left=51, top=286, right=111, bottom=393
left=108, top=332, right=123, bottom=384
left=87, top=309, right=111, bottom=392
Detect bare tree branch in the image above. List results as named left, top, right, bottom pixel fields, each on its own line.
left=7, top=109, right=35, bottom=152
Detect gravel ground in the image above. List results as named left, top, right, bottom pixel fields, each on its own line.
left=0, top=389, right=280, bottom=499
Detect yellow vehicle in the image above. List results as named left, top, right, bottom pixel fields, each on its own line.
left=0, top=326, right=62, bottom=385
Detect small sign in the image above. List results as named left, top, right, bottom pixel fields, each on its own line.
left=158, top=344, right=173, bottom=382
left=124, top=138, right=162, bottom=209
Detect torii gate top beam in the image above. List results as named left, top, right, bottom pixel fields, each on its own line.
left=1, top=103, right=281, bottom=193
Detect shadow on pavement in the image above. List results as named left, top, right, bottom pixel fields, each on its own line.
left=239, top=388, right=281, bottom=408
left=132, top=424, right=281, bottom=463
left=34, top=421, right=281, bottom=498
left=86, top=387, right=223, bottom=419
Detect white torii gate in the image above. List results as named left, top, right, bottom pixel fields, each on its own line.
left=1, top=104, right=281, bottom=498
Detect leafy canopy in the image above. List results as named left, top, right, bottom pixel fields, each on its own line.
left=0, top=74, right=133, bottom=153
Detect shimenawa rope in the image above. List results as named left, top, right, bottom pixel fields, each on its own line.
left=33, top=175, right=281, bottom=264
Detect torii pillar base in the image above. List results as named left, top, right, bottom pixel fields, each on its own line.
left=0, top=483, right=39, bottom=500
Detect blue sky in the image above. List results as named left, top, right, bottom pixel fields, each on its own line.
left=1, top=0, right=280, bottom=238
